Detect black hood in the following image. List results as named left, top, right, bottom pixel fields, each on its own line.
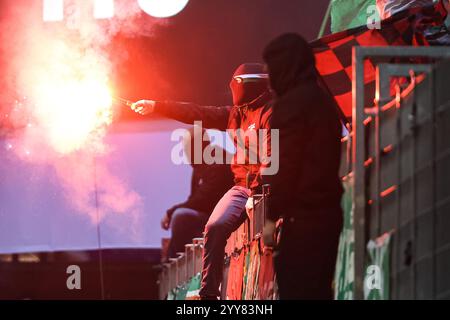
left=263, top=33, right=316, bottom=96
left=229, top=63, right=269, bottom=106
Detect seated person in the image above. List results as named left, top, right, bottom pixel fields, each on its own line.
left=162, top=128, right=234, bottom=259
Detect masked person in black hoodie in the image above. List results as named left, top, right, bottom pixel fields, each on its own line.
left=131, top=63, right=273, bottom=299
left=262, top=33, right=343, bottom=300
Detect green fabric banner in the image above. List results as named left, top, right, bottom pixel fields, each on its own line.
left=364, top=233, right=391, bottom=300
left=334, top=177, right=355, bottom=300
left=331, top=0, right=377, bottom=33
left=175, top=283, right=189, bottom=300
left=185, top=273, right=202, bottom=300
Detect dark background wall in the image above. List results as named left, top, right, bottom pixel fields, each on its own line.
left=0, top=249, right=161, bottom=299
left=113, top=0, right=331, bottom=108
left=0, top=0, right=331, bottom=122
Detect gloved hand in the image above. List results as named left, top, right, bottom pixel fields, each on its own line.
left=245, top=196, right=254, bottom=216
left=131, top=100, right=156, bottom=115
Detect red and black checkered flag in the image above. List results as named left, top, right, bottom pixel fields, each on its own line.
left=310, top=1, right=448, bottom=117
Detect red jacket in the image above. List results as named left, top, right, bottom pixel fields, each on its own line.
left=154, top=91, right=272, bottom=191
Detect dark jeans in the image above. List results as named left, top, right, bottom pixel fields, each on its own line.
left=168, top=208, right=209, bottom=259
left=199, top=186, right=250, bottom=298
left=274, top=208, right=343, bottom=300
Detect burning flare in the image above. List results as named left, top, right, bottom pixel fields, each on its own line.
left=34, top=78, right=113, bottom=154
left=26, top=40, right=114, bottom=155
left=1, top=0, right=145, bottom=228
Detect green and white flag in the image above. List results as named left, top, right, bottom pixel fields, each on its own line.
left=331, top=0, right=377, bottom=33
left=364, top=233, right=391, bottom=300
left=175, top=283, right=189, bottom=300
left=185, top=273, right=202, bottom=300
left=334, top=177, right=355, bottom=300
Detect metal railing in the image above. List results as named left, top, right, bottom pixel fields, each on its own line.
left=351, top=46, right=450, bottom=299
left=158, top=185, right=271, bottom=300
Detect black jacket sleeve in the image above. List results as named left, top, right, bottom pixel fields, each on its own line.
left=154, top=101, right=231, bottom=130
left=264, top=113, right=304, bottom=221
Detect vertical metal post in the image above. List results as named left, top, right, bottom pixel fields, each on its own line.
left=429, top=67, right=437, bottom=299
left=374, top=68, right=382, bottom=238
left=318, top=0, right=332, bottom=38
left=169, top=258, right=178, bottom=292
left=394, top=83, right=401, bottom=300
left=352, top=47, right=367, bottom=300
left=185, top=244, right=194, bottom=280
left=350, top=46, right=450, bottom=300
left=193, top=238, right=204, bottom=276
left=162, top=263, right=170, bottom=299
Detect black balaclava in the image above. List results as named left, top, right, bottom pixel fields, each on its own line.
left=229, top=63, right=269, bottom=106
left=263, top=33, right=316, bottom=97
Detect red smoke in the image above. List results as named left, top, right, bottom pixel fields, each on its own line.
left=0, top=0, right=166, bottom=229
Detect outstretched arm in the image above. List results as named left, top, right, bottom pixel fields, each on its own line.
left=131, top=100, right=231, bottom=130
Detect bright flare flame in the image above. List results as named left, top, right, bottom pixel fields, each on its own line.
left=3, top=0, right=144, bottom=227
left=34, top=78, right=113, bottom=154
left=23, top=37, right=115, bottom=155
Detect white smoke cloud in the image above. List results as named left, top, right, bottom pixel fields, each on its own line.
left=0, top=0, right=167, bottom=237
